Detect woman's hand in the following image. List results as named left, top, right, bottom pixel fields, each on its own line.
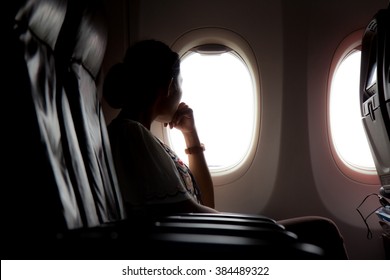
left=165, top=102, right=196, bottom=134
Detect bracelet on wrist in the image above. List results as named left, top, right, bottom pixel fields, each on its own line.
left=185, top=143, right=205, bottom=154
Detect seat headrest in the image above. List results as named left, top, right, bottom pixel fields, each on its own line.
left=72, top=1, right=107, bottom=79
left=15, top=0, right=67, bottom=50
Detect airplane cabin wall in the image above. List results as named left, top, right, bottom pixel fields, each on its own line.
left=101, top=0, right=389, bottom=259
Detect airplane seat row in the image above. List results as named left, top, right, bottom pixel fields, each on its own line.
left=5, top=0, right=126, bottom=239
left=3, top=0, right=325, bottom=259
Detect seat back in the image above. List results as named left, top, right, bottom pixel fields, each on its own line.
left=63, top=0, right=126, bottom=224
left=360, top=5, right=390, bottom=198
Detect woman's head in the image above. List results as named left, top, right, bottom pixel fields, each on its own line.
left=103, top=39, right=180, bottom=120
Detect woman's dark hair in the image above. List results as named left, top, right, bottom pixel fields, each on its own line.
left=103, top=39, right=180, bottom=112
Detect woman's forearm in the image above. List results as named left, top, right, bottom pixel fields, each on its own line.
left=183, top=130, right=215, bottom=208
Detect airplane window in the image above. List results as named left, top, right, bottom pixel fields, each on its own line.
left=329, top=49, right=376, bottom=173
left=168, top=48, right=256, bottom=171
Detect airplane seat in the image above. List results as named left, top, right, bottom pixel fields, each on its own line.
left=4, top=0, right=128, bottom=258
left=61, top=0, right=126, bottom=225
left=360, top=5, right=390, bottom=199
left=5, top=0, right=83, bottom=245
left=4, top=0, right=325, bottom=260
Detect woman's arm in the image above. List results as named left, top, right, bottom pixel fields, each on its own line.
left=147, top=198, right=218, bottom=218
left=168, top=102, right=216, bottom=208
left=182, top=129, right=215, bottom=208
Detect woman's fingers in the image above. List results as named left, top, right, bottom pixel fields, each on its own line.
left=169, top=102, right=195, bottom=131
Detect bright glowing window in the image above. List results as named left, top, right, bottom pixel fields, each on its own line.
left=329, top=49, right=376, bottom=172
left=168, top=48, right=256, bottom=171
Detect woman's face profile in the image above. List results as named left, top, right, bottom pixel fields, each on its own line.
left=155, top=73, right=183, bottom=123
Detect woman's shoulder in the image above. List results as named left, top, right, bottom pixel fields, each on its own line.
left=110, top=118, right=144, bottom=130
left=109, top=118, right=164, bottom=150
left=108, top=118, right=151, bottom=145
left=109, top=118, right=149, bottom=136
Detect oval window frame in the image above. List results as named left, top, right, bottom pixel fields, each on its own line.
left=164, top=27, right=261, bottom=186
